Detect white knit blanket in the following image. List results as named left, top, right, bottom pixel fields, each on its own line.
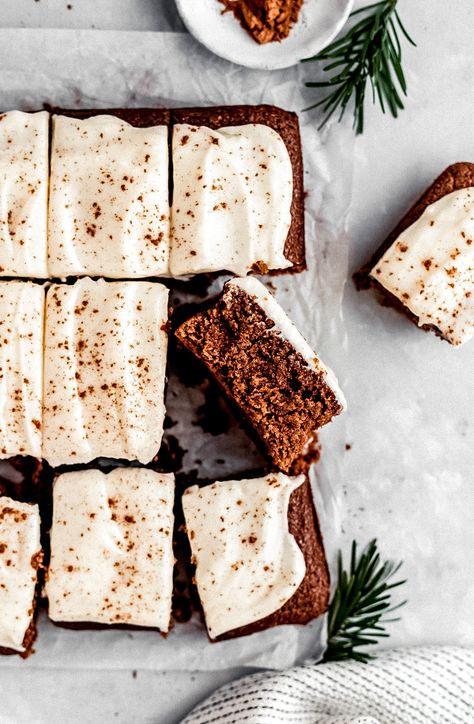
left=182, top=647, right=474, bottom=724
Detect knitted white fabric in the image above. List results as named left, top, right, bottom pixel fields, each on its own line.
left=182, top=647, right=474, bottom=724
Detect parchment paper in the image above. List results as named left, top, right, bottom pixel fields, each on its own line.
left=0, top=29, right=353, bottom=671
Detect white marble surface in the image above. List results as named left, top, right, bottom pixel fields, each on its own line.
left=0, top=1, right=473, bottom=723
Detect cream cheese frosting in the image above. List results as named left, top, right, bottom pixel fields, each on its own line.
left=0, top=111, right=49, bottom=277
left=0, top=498, right=41, bottom=652
left=42, top=278, right=168, bottom=466
left=48, top=114, right=170, bottom=278
left=370, top=187, right=474, bottom=346
left=229, top=277, right=347, bottom=409
left=46, top=469, right=175, bottom=630
left=170, top=123, right=293, bottom=277
left=0, top=282, right=44, bottom=459
left=182, top=473, right=306, bottom=638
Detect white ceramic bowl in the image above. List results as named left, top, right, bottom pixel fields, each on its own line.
left=174, top=0, right=354, bottom=71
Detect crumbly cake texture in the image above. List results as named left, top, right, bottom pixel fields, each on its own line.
left=171, top=104, right=305, bottom=273
left=46, top=468, right=175, bottom=630
left=175, top=280, right=344, bottom=472
left=355, top=162, right=474, bottom=344
left=183, top=473, right=306, bottom=638
left=0, top=282, right=44, bottom=460
left=0, top=497, right=43, bottom=656
left=42, top=278, right=169, bottom=467
left=0, top=111, right=49, bottom=278
left=183, top=474, right=329, bottom=641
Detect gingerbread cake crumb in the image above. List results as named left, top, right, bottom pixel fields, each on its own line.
left=219, top=0, right=304, bottom=44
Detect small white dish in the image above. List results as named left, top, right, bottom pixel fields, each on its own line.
left=174, top=0, right=354, bottom=71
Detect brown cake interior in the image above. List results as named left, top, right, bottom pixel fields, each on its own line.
left=175, top=285, right=342, bottom=472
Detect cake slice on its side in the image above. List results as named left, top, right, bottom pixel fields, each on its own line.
left=46, top=468, right=175, bottom=632
left=42, top=278, right=169, bottom=467
left=175, top=277, right=345, bottom=472
left=0, top=497, right=43, bottom=656
left=182, top=472, right=329, bottom=640
left=171, top=104, right=305, bottom=275
left=355, top=163, right=474, bottom=346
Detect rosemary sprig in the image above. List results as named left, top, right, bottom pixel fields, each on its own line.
left=302, top=0, right=416, bottom=134
left=323, top=539, right=406, bottom=663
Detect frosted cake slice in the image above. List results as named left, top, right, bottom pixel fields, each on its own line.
left=48, top=113, right=170, bottom=278
left=43, top=278, right=168, bottom=466
left=176, top=277, right=345, bottom=472
left=357, top=162, right=474, bottom=347
left=0, top=497, right=42, bottom=656
left=170, top=104, right=305, bottom=277
left=46, top=468, right=174, bottom=631
left=182, top=473, right=329, bottom=640
left=0, top=282, right=44, bottom=459
left=0, top=111, right=49, bottom=277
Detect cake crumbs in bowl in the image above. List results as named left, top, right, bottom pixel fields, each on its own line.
left=219, top=0, right=304, bottom=44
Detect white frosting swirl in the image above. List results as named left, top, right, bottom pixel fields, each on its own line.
left=371, top=187, right=474, bottom=346
left=182, top=473, right=306, bottom=638
left=46, top=468, right=175, bottom=630
left=170, top=123, right=293, bottom=277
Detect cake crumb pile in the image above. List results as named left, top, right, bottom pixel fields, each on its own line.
left=219, top=0, right=304, bottom=44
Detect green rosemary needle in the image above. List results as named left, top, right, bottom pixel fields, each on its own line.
left=302, top=0, right=416, bottom=134
left=323, top=538, right=407, bottom=663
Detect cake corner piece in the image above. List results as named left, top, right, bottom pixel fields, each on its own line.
left=355, top=162, right=474, bottom=346
left=170, top=103, right=305, bottom=276
left=182, top=472, right=329, bottom=641
left=0, top=110, right=49, bottom=279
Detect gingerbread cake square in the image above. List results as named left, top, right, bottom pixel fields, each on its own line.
left=0, top=497, right=43, bottom=656
left=175, top=277, right=345, bottom=472
left=46, top=468, right=175, bottom=630
left=182, top=472, right=329, bottom=640
left=356, top=162, right=474, bottom=346
left=170, top=104, right=305, bottom=276
left=0, top=111, right=49, bottom=278
left=0, top=282, right=44, bottom=459
left=48, top=111, right=170, bottom=278
left=42, top=278, right=168, bottom=467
